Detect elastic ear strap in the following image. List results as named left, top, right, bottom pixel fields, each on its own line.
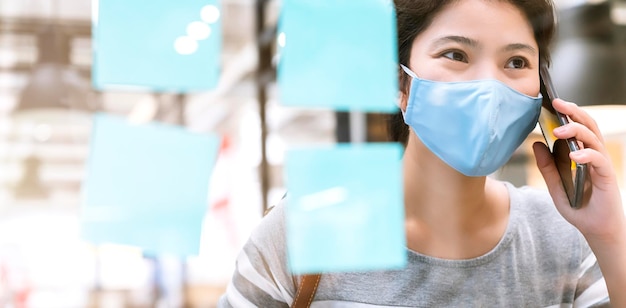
left=291, top=274, right=321, bottom=308
left=400, top=64, right=418, bottom=78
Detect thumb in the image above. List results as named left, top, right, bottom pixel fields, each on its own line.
left=532, top=141, right=570, bottom=206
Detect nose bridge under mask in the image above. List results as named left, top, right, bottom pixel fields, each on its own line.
left=399, top=64, right=543, bottom=176
left=400, top=64, right=540, bottom=99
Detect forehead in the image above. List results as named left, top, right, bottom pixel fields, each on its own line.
left=419, top=0, right=537, bottom=47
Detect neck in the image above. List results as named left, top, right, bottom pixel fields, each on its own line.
left=403, top=149, right=492, bottom=224
left=402, top=133, right=509, bottom=259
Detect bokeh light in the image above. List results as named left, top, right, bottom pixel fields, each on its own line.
left=187, top=21, right=212, bottom=40
left=201, top=5, right=220, bottom=24
left=174, top=36, right=198, bottom=55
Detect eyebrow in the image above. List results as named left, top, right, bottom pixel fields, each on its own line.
left=502, top=43, right=537, bottom=56
left=431, top=36, right=479, bottom=49
left=431, top=36, right=537, bottom=55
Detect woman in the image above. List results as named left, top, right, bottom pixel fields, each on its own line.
left=219, top=0, right=626, bottom=306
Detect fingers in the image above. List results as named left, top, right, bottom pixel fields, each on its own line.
left=532, top=142, right=569, bottom=204
left=570, top=149, right=615, bottom=182
left=552, top=99, right=605, bottom=144
left=551, top=98, right=610, bottom=159
left=549, top=98, right=615, bottom=183
left=552, top=121, right=607, bottom=156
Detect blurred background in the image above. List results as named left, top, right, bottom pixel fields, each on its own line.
left=0, top=0, right=625, bottom=307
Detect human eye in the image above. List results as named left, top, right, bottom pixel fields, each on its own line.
left=441, top=50, right=468, bottom=63
left=506, top=57, right=529, bottom=69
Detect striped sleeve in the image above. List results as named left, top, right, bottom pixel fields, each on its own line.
left=218, top=202, right=295, bottom=307
left=573, top=239, right=610, bottom=307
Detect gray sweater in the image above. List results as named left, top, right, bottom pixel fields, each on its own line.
left=219, top=182, right=609, bottom=307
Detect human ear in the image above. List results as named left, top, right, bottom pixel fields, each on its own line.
left=398, top=67, right=410, bottom=112
left=398, top=91, right=408, bottom=112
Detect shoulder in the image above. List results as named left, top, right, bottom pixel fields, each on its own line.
left=249, top=197, right=288, bottom=262
left=506, top=182, right=587, bottom=255
left=508, top=183, right=570, bottom=226
left=218, top=198, right=295, bottom=305
left=509, top=183, right=554, bottom=209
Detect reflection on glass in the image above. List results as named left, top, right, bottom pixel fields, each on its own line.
left=186, top=21, right=211, bottom=40
left=173, top=36, right=198, bottom=55
left=277, top=32, right=287, bottom=48
left=298, top=187, right=348, bottom=211
left=201, top=5, right=221, bottom=24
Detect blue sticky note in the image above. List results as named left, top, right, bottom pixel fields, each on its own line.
left=277, top=0, right=398, bottom=112
left=81, top=113, right=219, bottom=256
left=93, top=0, right=222, bottom=92
left=285, top=143, right=406, bottom=273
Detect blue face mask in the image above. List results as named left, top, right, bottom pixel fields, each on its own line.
left=400, top=65, right=542, bottom=176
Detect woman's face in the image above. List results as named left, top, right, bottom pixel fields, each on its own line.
left=405, top=0, right=540, bottom=105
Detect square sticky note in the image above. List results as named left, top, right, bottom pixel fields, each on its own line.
left=93, top=0, right=222, bottom=92
left=81, top=113, right=219, bottom=256
left=285, top=143, right=406, bottom=273
left=277, top=0, right=398, bottom=112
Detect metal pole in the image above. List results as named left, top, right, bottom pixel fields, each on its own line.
left=255, top=0, right=272, bottom=213
left=335, top=112, right=351, bottom=143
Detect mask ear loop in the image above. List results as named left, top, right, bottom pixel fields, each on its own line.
left=400, top=64, right=419, bottom=79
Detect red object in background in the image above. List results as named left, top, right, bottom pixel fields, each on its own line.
left=209, top=132, right=239, bottom=249
left=0, top=260, right=31, bottom=308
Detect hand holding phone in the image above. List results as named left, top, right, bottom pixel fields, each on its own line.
left=537, top=65, right=591, bottom=209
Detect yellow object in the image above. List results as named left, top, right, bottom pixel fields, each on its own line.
left=526, top=105, right=626, bottom=191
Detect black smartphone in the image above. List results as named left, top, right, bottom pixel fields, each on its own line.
left=538, top=65, right=590, bottom=209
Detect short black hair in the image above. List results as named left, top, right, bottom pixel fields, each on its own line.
left=388, top=0, right=556, bottom=145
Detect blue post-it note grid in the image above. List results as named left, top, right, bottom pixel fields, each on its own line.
left=277, top=0, right=398, bottom=112
left=81, top=113, right=220, bottom=256
left=93, top=0, right=222, bottom=92
left=285, top=143, right=406, bottom=274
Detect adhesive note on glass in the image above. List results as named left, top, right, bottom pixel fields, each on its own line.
left=92, top=0, right=221, bottom=92
left=81, top=113, right=219, bottom=256
left=277, top=0, right=398, bottom=112
left=285, top=143, right=406, bottom=273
